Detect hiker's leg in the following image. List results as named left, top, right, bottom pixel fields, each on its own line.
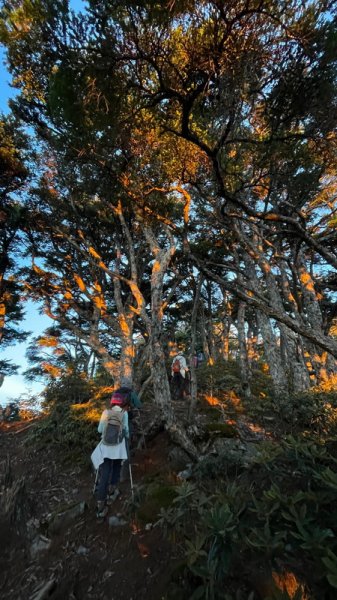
left=110, top=459, right=123, bottom=487
left=170, top=374, right=175, bottom=398
left=96, top=458, right=113, bottom=502
left=183, top=374, right=190, bottom=398
left=177, top=374, right=185, bottom=399
left=107, top=459, right=123, bottom=503
left=171, top=373, right=180, bottom=400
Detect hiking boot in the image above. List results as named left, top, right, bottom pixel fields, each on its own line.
left=106, top=488, right=120, bottom=505
left=96, top=501, right=108, bottom=519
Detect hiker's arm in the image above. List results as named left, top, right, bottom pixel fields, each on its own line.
left=131, top=390, right=142, bottom=408
left=180, top=356, right=188, bottom=370
left=123, top=411, right=129, bottom=438
left=97, top=409, right=108, bottom=434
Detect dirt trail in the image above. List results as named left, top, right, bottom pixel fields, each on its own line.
left=0, top=421, right=175, bottom=600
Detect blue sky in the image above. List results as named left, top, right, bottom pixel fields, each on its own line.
left=0, top=303, right=50, bottom=404
left=0, top=46, right=16, bottom=111
left=0, top=0, right=86, bottom=405
left=0, top=48, right=40, bottom=404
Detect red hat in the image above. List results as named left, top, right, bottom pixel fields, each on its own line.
left=110, top=390, right=129, bottom=406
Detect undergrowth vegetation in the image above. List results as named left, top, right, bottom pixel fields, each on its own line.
left=158, top=434, right=337, bottom=599
left=26, top=372, right=111, bottom=463
left=155, top=364, right=337, bottom=600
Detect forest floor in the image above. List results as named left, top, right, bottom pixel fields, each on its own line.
left=0, top=416, right=181, bottom=600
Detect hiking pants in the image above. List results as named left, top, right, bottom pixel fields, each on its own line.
left=96, top=458, right=122, bottom=501
left=172, top=372, right=187, bottom=400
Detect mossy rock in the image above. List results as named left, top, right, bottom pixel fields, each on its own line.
left=199, top=404, right=220, bottom=419
left=205, top=422, right=238, bottom=438
left=137, top=483, right=177, bottom=523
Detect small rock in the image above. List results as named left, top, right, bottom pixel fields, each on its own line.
left=76, top=545, right=89, bottom=555
left=30, top=534, right=51, bottom=558
left=168, top=447, right=191, bottom=470
left=177, top=466, right=193, bottom=480
left=26, top=517, right=40, bottom=541
left=108, top=515, right=127, bottom=527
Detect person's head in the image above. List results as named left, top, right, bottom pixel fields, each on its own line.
left=110, top=388, right=130, bottom=409
left=120, top=376, right=132, bottom=389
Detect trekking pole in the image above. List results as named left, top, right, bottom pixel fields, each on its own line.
left=93, top=467, right=99, bottom=496
left=128, top=461, right=134, bottom=501
left=126, top=437, right=134, bottom=501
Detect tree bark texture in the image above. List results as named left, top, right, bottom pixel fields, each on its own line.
left=236, top=301, right=252, bottom=399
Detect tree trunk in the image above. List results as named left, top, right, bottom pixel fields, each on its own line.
left=278, top=259, right=310, bottom=392
left=295, top=249, right=337, bottom=384
left=247, top=319, right=259, bottom=368
left=199, top=301, right=211, bottom=363
left=188, top=274, right=203, bottom=419
left=206, top=281, right=217, bottom=363
left=257, top=310, right=289, bottom=396
left=221, top=299, right=232, bottom=361
left=236, top=301, right=252, bottom=398
left=237, top=225, right=310, bottom=396
left=142, top=216, right=198, bottom=457
left=243, top=254, right=289, bottom=396
left=143, top=224, right=175, bottom=423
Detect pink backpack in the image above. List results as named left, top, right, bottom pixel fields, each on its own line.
left=172, top=357, right=181, bottom=373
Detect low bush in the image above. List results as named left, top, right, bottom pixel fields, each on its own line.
left=158, top=436, right=337, bottom=599
left=26, top=372, right=108, bottom=462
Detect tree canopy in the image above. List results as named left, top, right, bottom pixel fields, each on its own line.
left=0, top=0, right=336, bottom=411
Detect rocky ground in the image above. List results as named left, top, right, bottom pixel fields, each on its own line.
left=0, top=419, right=178, bottom=600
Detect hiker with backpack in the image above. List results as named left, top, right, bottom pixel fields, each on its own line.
left=91, top=388, right=131, bottom=519
left=116, top=377, right=142, bottom=483
left=119, top=376, right=142, bottom=440
left=171, top=349, right=189, bottom=400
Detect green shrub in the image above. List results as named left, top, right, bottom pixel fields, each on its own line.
left=196, top=360, right=242, bottom=394
left=137, top=482, right=178, bottom=523
left=158, top=436, right=337, bottom=599
left=26, top=373, right=106, bottom=463
left=271, top=390, right=337, bottom=435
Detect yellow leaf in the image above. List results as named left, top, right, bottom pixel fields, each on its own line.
left=89, top=246, right=101, bottom=260
left=73, top=273, right=87, bottom=292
